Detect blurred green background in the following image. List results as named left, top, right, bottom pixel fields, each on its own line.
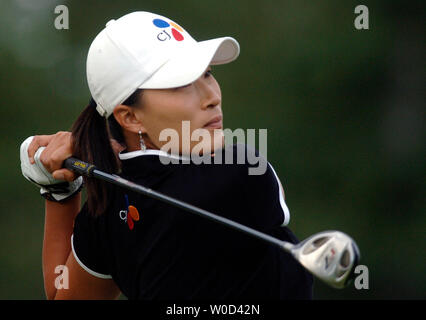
left=0, top=0, right=424, bottom=299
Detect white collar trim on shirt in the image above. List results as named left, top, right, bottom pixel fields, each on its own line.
left=118, top=149, right=191, bottom=162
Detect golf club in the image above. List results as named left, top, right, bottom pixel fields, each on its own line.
left=64, top=157, right=360, bottom=289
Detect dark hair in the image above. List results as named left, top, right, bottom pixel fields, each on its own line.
left=71, top=89, right=143, bottom=216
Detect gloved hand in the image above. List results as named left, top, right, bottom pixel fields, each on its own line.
left=20, top=136, right=83, bottom=202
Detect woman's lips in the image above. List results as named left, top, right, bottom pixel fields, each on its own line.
left=203, top=115, right=223, bottom=129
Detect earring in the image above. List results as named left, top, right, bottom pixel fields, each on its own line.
left=139, top=130, right=146, bottom=151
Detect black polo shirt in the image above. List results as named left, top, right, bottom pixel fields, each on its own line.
left=71, top=143, right=313, bottom=299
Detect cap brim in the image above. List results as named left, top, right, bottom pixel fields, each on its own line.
left=139, top=37, right=240, bottom=89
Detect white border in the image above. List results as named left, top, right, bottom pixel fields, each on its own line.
left=118, top=149, right=191, bottom=161
left=268, top=163, right=291, bottom=226
left=71, top=234, right=113, bottom=279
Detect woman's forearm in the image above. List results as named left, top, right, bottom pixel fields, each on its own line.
left=42, top=193, right=81, bottom=300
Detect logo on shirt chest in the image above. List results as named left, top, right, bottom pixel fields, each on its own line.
left=119, top=194, right=140, bottom=230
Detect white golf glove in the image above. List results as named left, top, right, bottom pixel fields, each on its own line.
left=20, top=136, right=83, bottom=202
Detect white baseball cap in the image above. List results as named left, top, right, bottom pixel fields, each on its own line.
left=86, top=11, right=240, bottom=118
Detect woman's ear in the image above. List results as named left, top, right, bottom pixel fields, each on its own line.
left=113, top=105, right=147, bottom=134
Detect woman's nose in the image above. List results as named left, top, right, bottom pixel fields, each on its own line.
left=196, top=78, right=221, bottom=109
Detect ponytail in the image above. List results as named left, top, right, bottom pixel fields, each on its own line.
left=71, top=90, right=143, bottom=216
left=71, top=98, right=119, bottom=216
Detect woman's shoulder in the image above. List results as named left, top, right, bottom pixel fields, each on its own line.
left=183, top=143, right=289, bottom=228
left=208, top=143, right=269, bottom=176
left=183, top=143, right=274, bottom=196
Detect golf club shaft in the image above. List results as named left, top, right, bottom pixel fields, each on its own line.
left=64, top=157, right=294, bottom=252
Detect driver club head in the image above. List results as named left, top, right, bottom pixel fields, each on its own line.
left=291, top=230, right=360, bottom=289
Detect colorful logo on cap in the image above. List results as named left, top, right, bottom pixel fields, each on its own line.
left=153, top=18, right=184, bottom=42
left=119, top=194, right=140, bottom=230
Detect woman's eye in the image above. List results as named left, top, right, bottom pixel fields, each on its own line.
left=175, top=83, right=191, bottom=90
left=175, top=70, right=212, bottom=90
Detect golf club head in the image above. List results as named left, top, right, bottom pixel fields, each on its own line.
left=291, top=230, right=360, bottom=289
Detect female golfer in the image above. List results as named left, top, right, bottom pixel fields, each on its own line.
left=20, top=11, right=312, bottom=299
